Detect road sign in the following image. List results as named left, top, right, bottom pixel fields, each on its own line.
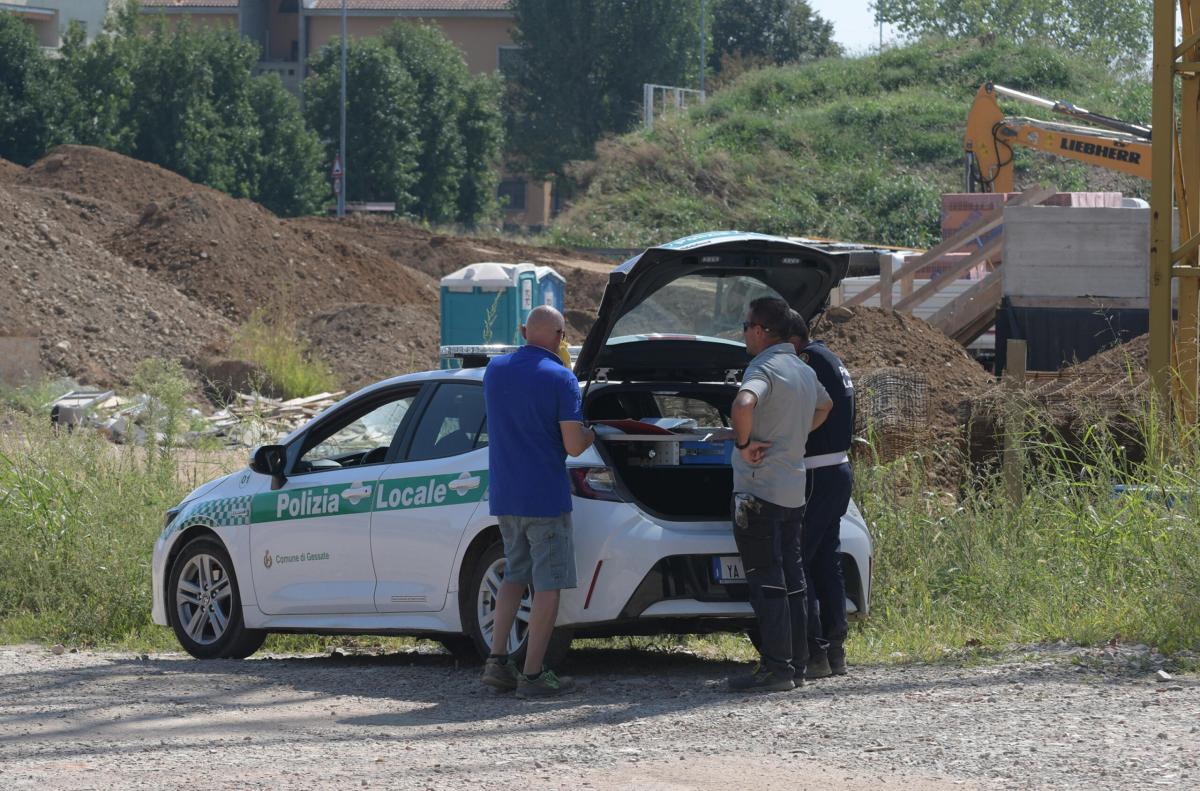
left=331, top=156, right=343, bottom=180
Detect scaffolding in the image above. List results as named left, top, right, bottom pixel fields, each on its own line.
left=1150, top=0, right=1200, bottom=420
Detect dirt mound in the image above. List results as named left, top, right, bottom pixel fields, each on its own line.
left=293, top=216, right=613, bottom=341
left=300, top=303, right=441, bottom=391
left=1067, top=333, right=1149, bottom=382
left=0, top=157, right=24, bottom=182
left=107, top=192, right=436, bottom=322
left=0, top=184, right=232, bottom=387
left=4, top=185, right=134, bottom=244
left=813, top=306, right=994, bottom=433
left=19, top=145, right=212, bottom=214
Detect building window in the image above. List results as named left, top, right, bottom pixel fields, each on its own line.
left=497, top=178, right=526, bottom=212
left=497, top=46, right=523, bottom=77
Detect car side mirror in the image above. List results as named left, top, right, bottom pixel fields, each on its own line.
left=250, top=444, right=288, bottom=490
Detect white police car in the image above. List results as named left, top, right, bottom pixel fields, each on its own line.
left=151, top=232, right=874, bottom=664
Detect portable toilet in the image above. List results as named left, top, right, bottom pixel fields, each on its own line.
left=439, top=263, right=537, bottom=351
left=534, top=265, right=566, bottom=312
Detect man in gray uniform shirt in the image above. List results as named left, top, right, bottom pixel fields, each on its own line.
left=727, top=297, right=832, bottom=692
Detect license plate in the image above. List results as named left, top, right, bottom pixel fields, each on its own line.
left=712, top=555, right=746, bottom=584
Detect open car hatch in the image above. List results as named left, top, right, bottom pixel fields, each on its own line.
left=574, top=232, right=851, bottom=383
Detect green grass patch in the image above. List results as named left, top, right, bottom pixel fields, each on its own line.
left=851, top=395, right=1200, bottom=663
left=551, top=37, right=1150, bottom=249
left=230, top=309, right=339, bottom=400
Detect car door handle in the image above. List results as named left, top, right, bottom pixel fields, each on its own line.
left=448, top=473, right=481, bottom=496
left=341, top=484, right=373, bottom=504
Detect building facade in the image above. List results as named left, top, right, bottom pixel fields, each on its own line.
left=139, top=0, right=548, bottom=227
left=1, top=0, right=110, bottom=47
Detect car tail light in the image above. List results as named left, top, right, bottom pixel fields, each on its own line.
left=569, top=467, right=622, bottom=501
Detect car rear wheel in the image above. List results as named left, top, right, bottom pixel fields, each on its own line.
left=462, top=540, right=572, bottom=669
left=168, top=537, right=266, bottom=659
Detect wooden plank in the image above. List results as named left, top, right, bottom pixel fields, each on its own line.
left=1003, top=338, right=1027, bottom=508
left=926, top=267, right=1003, bottom=340
left=894, top=236, right=1004, bottom=313
left=878, top=252, right=893, bottom=310
left=845, top=188, right=1055, bottom=307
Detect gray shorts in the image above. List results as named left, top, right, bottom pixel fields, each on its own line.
left=498, top=512, right=577, bottom=591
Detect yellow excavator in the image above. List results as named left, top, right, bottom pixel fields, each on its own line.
left=964, top=82, right=1152, bottom=192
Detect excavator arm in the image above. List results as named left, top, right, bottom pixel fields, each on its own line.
left=964, top=83, right=1152, bottom=193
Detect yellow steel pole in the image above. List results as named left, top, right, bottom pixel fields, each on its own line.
left=1150, top=0, right=1177, bottom=401
left=1179, top=0, right=1200, bottom=423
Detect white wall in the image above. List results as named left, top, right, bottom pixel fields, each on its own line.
left=1003, top=206, right=1150, bottom=305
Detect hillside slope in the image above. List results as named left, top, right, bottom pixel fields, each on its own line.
left=550, top=39, right=1151, bottom=249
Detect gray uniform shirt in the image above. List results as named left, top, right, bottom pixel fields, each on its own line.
left=732, top=343, right=832, bottom=508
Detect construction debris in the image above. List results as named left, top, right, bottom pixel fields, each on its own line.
left=204, top=391, right=345, bottom=447
left=45, top=388, right=344, bottom=448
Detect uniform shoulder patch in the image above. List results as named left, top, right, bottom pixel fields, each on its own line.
left=799, top=352, right=811, bottom=364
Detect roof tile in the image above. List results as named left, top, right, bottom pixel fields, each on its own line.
left=309, top=1, right=511, bottom=11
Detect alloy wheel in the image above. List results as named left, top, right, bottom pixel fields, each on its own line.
left=476, top=556, right=532, bottom=655
left=175, top=553, right=233, bottom=646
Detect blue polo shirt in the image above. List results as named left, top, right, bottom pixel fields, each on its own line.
left=483, top=345, right=583, bottom=517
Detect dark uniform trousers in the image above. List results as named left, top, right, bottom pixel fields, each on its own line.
left=732, top=493, right=808, bottom=677
left=803, top=462, right=853, bottom=655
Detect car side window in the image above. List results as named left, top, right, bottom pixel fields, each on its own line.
left=407, top=383, right=486, bottom=461
left=296, top=392, right=417, bottom=473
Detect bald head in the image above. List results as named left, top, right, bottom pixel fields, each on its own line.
left=523, top=305, right=565, bottom=351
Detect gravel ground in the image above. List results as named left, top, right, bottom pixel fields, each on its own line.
left=0, top=642, right=1195, bottom=790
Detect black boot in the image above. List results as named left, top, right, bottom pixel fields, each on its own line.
left=827, top=642, right=847, bottom=676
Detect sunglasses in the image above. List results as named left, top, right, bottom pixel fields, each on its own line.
left=742, top=321, right=763, bottom=332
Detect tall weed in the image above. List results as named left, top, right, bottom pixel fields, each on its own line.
left=230, top=309, right=338, bottom=399
left=0, top=412, right=190, bottom=645
left=856, top=392, right=1200, bottom=660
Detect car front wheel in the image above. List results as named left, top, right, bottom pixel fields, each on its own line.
left=462, top=540, right=572, bottom=669
left=168, top=537, right=266, bottom=659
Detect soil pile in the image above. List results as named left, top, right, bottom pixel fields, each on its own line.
left=1067, top=333, right=1149, bottom=383
left=4, top=185, right=134, bottom=244
left=294, top=216, right=612, bottom=340
left=7, top=145, right=617, bottom=391
left=813, top=306, right=994, bottom=433
left=0, top=158, right=24, bottom=182
left=107, top=192, right=436, bottom=322
left=19, top=145, right=205, bottom=214
left=299, top=304, right=441, bottom=392
left=0, top=183, right=232, bottom=386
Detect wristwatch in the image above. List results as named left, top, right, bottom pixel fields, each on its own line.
left=735, top=438, right=751, bottom=450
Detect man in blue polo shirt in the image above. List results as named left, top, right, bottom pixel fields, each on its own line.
left=480, top=305, right=595, bottom=698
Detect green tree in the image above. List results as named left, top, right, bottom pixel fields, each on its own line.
left=0, top=12, right=60, bottom=165
left=54, top=14, right=138, bottom=152
left=55, top=8, right=323, bottom=217
left=456, top=73, right=505, bottom=224
left=710, top=0, right=841, bottom=71
left=249, top=74, right=327, bottom=216
left=507, top=0, right=704, bottom=176
left=119, top=19, right=260, bottom=196
left=872, top=0, right=1152, bottom=69
left=304, top=37, right=421, bottom=212
left=382, top=22, right=470, bottom=223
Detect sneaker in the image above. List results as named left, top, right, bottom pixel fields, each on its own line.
left=481, top=657, right=519, bottom=691
left=805, top=652, right=832, bottom=679
left=828, top=644, right=847, bottom=676
left=515, top=669, right=576, bottom=699
left=726, top=665, right=796, bottom=693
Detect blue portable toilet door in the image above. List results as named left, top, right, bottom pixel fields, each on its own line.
left=515, top=270, right=537, bottom=341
